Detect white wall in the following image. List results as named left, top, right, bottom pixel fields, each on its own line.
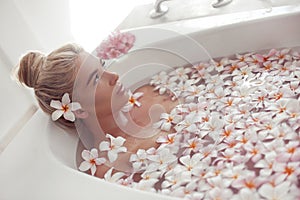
left=0, top=0, right=74, bottom=152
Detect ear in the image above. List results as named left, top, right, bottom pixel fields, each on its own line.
left=74, top=109, right=89, bottom=119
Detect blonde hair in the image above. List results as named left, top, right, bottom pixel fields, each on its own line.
left=15, top=43, right=84, bottom=129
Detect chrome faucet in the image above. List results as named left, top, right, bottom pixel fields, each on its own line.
left=149, top=0, right=170, bottom=18
left=212, top=0, right=233, bottom=8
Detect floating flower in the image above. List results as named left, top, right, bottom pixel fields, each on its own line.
left=147, top=148, right=177, bottom=171
left=77, top=48, right=300, bottom=199
left=149, top=71, right=168, bottom=86
left=153, top=110, right=182, bottom=131
left=121, top=90, right=143, bottom=112
left=258, top=182, right=296, bottom=200
left=99, top=134, right=127, bottom=163
left=129, top=149, right=148, bottom=171
left=96, top=31, right=135, bottom=60
left=104, top=167, right=125, bottom=183
left=50, top=93, right=81, bottom=122
left=78, top=148, right=106, bottom=176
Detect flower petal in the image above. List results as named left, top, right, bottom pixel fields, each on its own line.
left=99, top=141, right=110, bottom=151
left=62, top=93, right=71, bottom=105
left=50, top=100, right=62, bottom=110
left=90, top=164, right=97, bottom=176
left=81, top=150, right=91, bottom=161
left=108, top=151, right=118, bottom=163
left=63, top=110, right=75, bottom=122
left=90, top=148, right=98, bottom=158
left=51, top=110, right=64, bottom=121
left=79, top=161, right=91, bottom=172
left=70, top=102, right=82, bottom=111
left=95, top=157, right=106, bottom=165
left=133, top=92, right=143, bottom=99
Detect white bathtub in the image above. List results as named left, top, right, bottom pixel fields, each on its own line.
left=1, top=4, right=300, bottom=200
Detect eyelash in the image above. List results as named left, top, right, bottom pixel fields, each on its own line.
left=101, top=59, right=106, bottom=67
left=94, top=73, right=100, bottom=85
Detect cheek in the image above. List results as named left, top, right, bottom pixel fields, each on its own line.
left=95, top=84, right=113, bottom=112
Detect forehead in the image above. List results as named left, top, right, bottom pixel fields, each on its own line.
left=73, top=52, right=101, bottom=92
left=75, top=52, right=102, bottom=81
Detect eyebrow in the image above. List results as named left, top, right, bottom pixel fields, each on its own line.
left=86, top=69, right=98, bottom=86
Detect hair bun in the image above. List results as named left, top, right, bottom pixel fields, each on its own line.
left=17, top=51, right=46, bottom=89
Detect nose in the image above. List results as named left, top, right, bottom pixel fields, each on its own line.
left=106, top=71, right=119, bottom=86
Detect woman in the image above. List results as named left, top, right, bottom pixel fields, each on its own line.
left=15, top=43, right=179, bottom=177
left=16, top=43, right=300, bottom=199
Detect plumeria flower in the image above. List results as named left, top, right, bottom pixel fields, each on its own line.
left=223, top=163, right=247, bottom=185
left=243, top=141, right=266, bottom=163
left=181, top=137, right=205, bottom=154
left=129, top=149, right=148, bottom=172
left=210, top=57, right=230, bottom=72
left=169, top=67, right=192, bottom=82
left=223, top=61, right=247, bottom=74
left=104, top=167, right=125, bottom=183
left=50, top=93, right=81, bottom=122
left=170, top=180, right=201, bottom=199
left=254, top=151, right=277, bottom=176
left=271, top=48, right=292, bottom=64
left=276, top=141, right=300, bottom=162
left=232, top=188, right=260, bottom=200
left=153, top=78, right=176, bottom=95
left=96, top=31, right=135, bottom=59
left=259, top=182, right=297, bottom=200
left=254, top=49, right=277, bottom=64
left=121, top=90, right=143, bottom=112
left=131, top=179, right=158, bottom=192
left=184, top=84, right=205, bottom=103
left=149, top=71, right=168, bottom=86
left=179, top=153, right=204, bottom=174
left=273, top=161, right=300, bottom=183
left=161, top=165, right=191, bottom=189
left=192, top=62, right=212, bottom=73
left=78, top=148, right=106, bottom=176
left=174, top=112, right=202, bottom=133
left=232, top=172, right=264, bottom=191
left=153, top=110, right=182, bottom=132
left=147, top=148, right=177, bottom=171
left=99, top=134, right=127, bottom=163
left=156, top=133, right=178, bottom=147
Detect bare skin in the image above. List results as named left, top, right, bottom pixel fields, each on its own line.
left=77, top=84, right=179, bottom=178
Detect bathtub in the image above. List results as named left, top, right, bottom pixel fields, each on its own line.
left=1, top=4, right=300, bottom=200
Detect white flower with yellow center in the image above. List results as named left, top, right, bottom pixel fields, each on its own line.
left=78, top=148, right=106, bottom=176
left=121, top=90, right=143, bottom=112
left=50, top=93, right=81, bottom=122
left=99, top=134, right=127, bottom=163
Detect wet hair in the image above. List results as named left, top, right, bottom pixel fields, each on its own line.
left=15, top=43, right=84, bottom=129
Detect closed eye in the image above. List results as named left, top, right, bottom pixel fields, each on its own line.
left=100, top=59, right=106, bottom=67
left=94, top=73, right=100, bottom=85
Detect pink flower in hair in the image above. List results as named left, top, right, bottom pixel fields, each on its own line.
left=96, top=31, right=135, bottom=60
